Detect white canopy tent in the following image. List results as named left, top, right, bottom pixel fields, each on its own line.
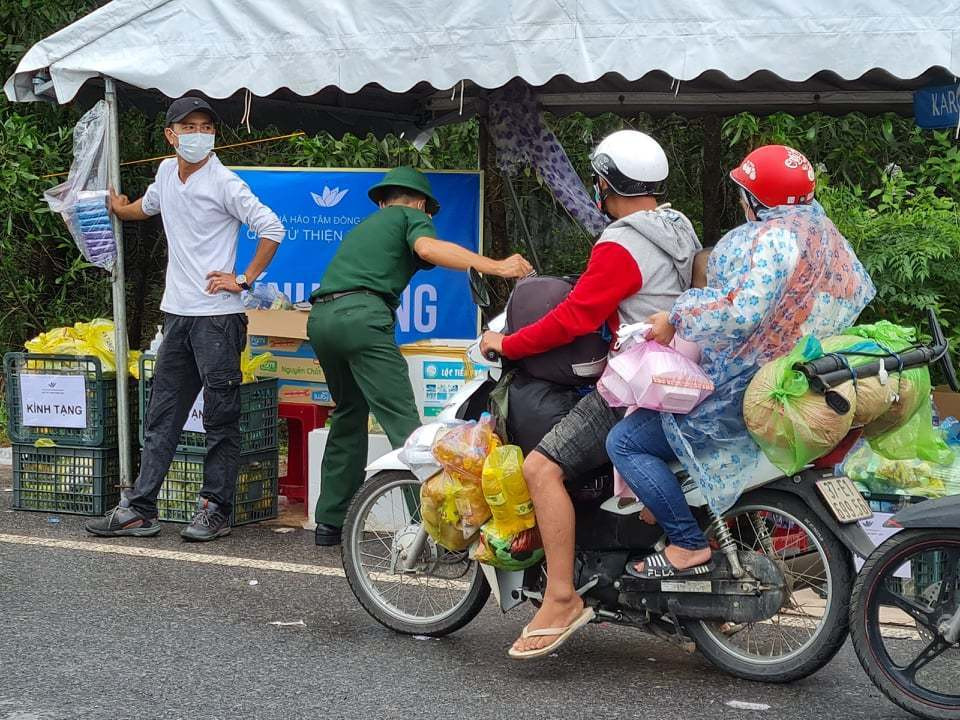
left=7, top=0, right=960, bottom=484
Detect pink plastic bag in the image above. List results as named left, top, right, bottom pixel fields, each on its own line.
left=598, top=338, right=713, bottom=414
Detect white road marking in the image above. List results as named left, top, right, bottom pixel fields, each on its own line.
left=0, top=532, right=347, bottom=577
left=0, top=532, right=471, bottom=590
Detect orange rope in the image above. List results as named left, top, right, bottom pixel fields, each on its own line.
left=39, top=131, right=306, bottom=179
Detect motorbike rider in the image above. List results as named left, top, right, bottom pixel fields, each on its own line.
left=481, top=130, right=702, bottom=659
left=607, top=144, right=876, bottom=578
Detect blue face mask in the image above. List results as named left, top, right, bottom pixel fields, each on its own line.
left=173, top=131, right=215, bottom=163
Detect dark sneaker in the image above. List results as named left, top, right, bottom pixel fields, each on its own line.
left=85, top=497, right=161, bottom=538
left=314, top=522, right=342, bottom=546
left=180, top=498, right=231, bottom=542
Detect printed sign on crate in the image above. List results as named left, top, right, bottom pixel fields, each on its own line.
left=183, top=394, right=205, bottom=433
left=19, top=374, right=87, bottom=428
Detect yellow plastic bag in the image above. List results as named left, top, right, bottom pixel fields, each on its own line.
left=420, top=414, right=501, bottom=549
left=240, top=348, right=273, bottom=383
left=481, top=445, right=536, bottom=537
left=420, top=471, right=479, bottom=551
left=24, top=319, right=141, bottom=378
left=431, top=414, right=497, bottom=477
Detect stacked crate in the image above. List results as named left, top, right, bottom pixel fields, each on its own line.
left=4, top=353, right=135, bottom=515
left=138, top=356, right=279, bottom=525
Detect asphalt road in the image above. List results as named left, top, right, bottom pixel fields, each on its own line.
left=0, top=467, right=931, bottom=720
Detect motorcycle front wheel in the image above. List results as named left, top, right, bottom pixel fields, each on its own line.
left=849, top=529, right=960, bottom=720
left=684, top=490, right=853, bottom=683
left=341, top=470, right=491, bottom=636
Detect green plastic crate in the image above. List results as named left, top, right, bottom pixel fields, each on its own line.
left=156, top=449, right=278, bottom=526
left=138, top=356, right=277, bottom=453
left=12, top=443, right=120, bottom=516
left=4, top=353, right=135, bottom=448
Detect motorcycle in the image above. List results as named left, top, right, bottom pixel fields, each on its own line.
left=340, top=271, right=955, bottom=684
left=849, top=496, right=960, bottom=719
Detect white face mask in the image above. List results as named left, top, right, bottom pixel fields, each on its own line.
left=173, top=131, right=214, bottom=163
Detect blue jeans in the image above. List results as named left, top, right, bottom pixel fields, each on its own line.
left=605, top=409, right=708, bottom=551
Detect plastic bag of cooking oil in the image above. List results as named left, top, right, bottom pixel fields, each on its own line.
left=431, top=413, right=498, bottom=478
left=471, top=524, right=544, bottom=571
left=420, top=470, right=482, bottom=551
left=481, top=445, right=536, bottom=538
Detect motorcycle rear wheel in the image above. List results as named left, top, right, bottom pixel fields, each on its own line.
left=342, top=470, right=491, bottom=636
left=684, top=490, right=852, bottom=683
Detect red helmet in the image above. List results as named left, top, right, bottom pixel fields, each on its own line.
left=729, top=145, right=816, bottom=208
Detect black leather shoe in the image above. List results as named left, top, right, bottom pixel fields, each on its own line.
left=315, top=522, right=342, bottom=546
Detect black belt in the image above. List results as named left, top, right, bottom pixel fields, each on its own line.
left=311, top=289, right=386, bottom=305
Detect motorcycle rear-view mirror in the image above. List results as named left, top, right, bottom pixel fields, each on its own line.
left=468, top=267, right=491, bottom=310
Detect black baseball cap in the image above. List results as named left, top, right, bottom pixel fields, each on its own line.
left=165, top=96, right=220, bottom=126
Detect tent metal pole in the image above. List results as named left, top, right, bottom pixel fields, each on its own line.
left=104, top=76, right=132, bottom=489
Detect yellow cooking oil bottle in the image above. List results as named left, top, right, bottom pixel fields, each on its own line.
left=481, top=445, right=536, bottom=537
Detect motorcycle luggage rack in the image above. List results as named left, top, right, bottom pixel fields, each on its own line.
left=794, top=309, right=960, bottom=407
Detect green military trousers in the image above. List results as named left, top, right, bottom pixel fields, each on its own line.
left=307, top=292, right=422, bottom=527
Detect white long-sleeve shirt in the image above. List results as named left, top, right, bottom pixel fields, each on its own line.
left=142, top=154, right=285, bottom=316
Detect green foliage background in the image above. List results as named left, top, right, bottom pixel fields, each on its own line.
left=2, top=1, right=960, bottom=389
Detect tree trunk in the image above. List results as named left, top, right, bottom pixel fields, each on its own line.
left=478, top=113, right=508, bottom=260
left=701, top=114, right=724, bottom=246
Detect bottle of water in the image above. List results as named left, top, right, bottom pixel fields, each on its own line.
left=146, top=326, right=163, bottom=355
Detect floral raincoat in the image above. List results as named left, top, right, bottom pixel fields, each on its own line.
left=663, top=201, right=876, bottom=513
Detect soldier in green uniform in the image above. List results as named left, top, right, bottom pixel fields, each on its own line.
left=308, top=166, right=532, bottom=545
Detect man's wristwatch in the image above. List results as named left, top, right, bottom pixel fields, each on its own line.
left=236, top=273, right=251, bottom=291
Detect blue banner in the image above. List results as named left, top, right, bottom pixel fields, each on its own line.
left=233, top=168, right=482, bottom=343
left=914, top=83, right=960, bottom=129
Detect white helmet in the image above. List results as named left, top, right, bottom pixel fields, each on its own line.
left=590, top=130, right=668, bottom=196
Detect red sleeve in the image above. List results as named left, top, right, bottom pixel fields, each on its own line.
left=502, top=243, right=642, bottom=359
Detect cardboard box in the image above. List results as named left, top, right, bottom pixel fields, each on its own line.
left=246, top=309, right=330, bottom=405
left=256, top=355, right=326, bottom=383
left=246, top=309, right=308, bottom=340
left=934, top=385, right=960, bottom=420
left=276, top=380, right=334, bottom=406
left=400, top=342, right=485, bottom=420
left=249, top=335, right=315, bottom=359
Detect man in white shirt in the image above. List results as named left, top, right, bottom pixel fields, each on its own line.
left=86, top=96, right=285, bottom=542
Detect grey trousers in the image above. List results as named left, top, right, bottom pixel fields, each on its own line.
left=127, top=313, right=247, bottom=517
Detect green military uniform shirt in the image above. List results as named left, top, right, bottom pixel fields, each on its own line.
left=313, top=205, right=437, bottom=309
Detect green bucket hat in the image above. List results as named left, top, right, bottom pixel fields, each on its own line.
left=367, top=166, right=440, bottom=215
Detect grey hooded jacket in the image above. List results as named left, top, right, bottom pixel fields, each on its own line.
left=596, top=205, right=702, bottom=327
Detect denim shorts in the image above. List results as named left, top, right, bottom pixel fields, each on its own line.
left=535, top=389, right=624, bottom=479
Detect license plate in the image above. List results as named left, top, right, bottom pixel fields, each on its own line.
left=816, top=477, right=873, bottom=523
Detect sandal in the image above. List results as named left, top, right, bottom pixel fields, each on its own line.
left=626, top=550, right=715, bottom=579
left=507, top=607, right=596, bottom=661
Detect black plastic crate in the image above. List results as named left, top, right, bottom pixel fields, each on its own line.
left=156, top=449, right=278, bottom=526
left=138, top=356, right=277, bottom=454
left=4, top=353, right=135, bottom=448
left=12, top=443, right=120, bottom=515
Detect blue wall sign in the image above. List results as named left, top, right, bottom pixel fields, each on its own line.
left=233, top=168, right=482, bottom=344
left=914, top=84, right=960, bottom=129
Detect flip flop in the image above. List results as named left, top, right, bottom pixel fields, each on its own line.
left=507, top=607, right=596, bottom=661
left=626, top=550, right=715, bottom=580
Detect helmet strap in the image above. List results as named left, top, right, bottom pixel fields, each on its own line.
left=593, top=176, right=615, bottom=220
left=739, top=187, right=767, bottom=218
